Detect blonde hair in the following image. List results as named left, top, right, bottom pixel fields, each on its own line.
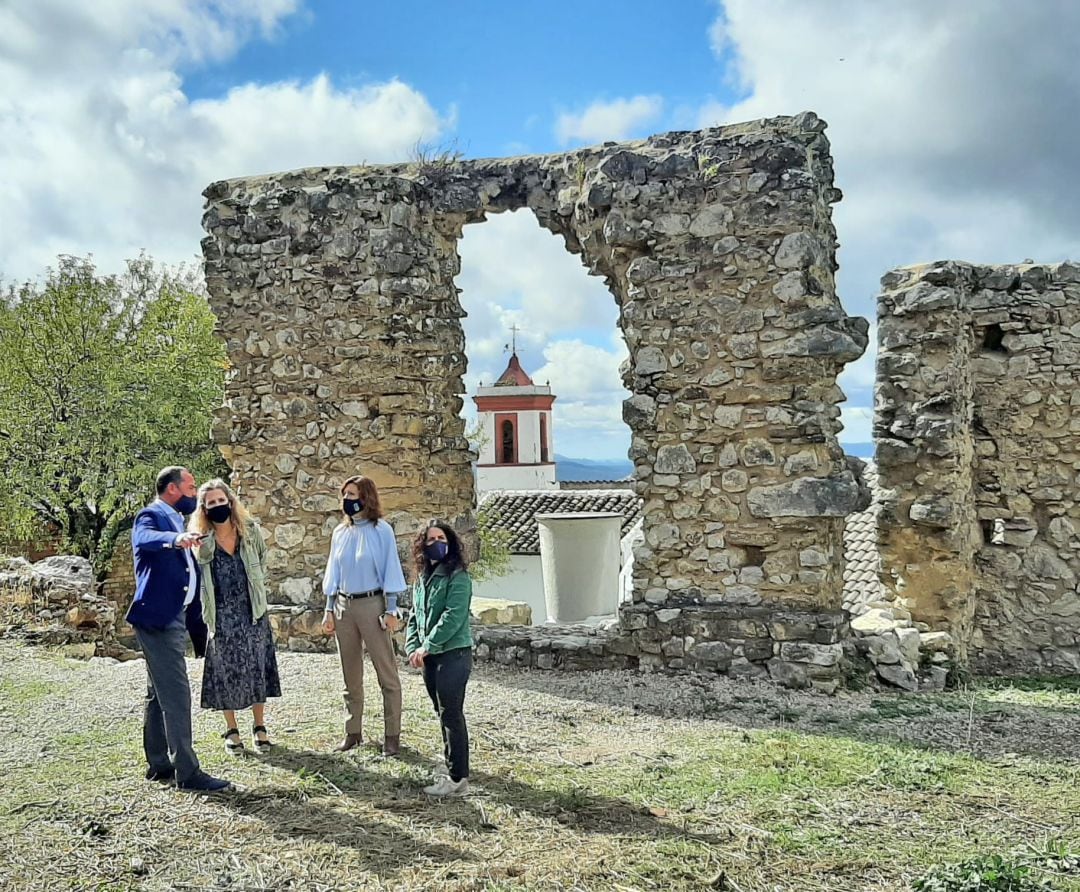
left=189, top=478, right=252, bottom=539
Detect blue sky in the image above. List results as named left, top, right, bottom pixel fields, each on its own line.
left=181, top=3, right=723, bottom=157
left=3, top=1, right=1079, bottom=460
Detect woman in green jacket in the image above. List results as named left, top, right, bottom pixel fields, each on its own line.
left=406, top=521, right=473, bottom=797
left=190, top=479, right=280, bottom=756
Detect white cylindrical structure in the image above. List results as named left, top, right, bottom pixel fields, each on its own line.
left=536, top=512, right=623, bottom=623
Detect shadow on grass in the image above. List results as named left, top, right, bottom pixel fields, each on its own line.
left=218, top=746, right=471, bottom=878
left=472, top=665, right=1080, bottom=764
left=257, top=743, right=727, bottom=847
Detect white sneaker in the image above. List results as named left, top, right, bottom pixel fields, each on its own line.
left=423, top=776, right=468, bottom=797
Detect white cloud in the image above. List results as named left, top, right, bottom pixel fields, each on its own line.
left=534, top=340, right=629, bottom=459
left=704, top=0, right=1080, bottom=326
left=191, top=75, right=444, bottom=179
left=532, top=339, right=628, bottom=404
left=839, top=406, right=873, bottom=444
left=555, top=95, right=664, bottom=146
left=456, top=210, right=620, bottom=385
left=0, top=0, right=302, bottom=78
left=455, top=212, right=630, bottom=459
left=0, top=1, right=446, bottom=283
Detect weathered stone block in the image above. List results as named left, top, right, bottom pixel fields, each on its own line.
left=747, top=474, right=862, bottom=518
left=766, top=658, right=809, bottom=688
left=779, top=641, right=841, bottom=667
left=690, top=641, right=733, bottom=667
left=472, top=598, right=532, bottom=626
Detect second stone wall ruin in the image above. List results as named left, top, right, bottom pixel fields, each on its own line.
left=876, top=261, right=1080, bottom=674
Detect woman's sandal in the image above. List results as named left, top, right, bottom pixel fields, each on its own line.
left=222, top=728, right=245, bottom=756
left=252, top=724, right=272, bottom=754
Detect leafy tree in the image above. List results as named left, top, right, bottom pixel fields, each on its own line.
left=471, top=502, right=513, bottom=583
left=0, top=255, right=227, bottom=578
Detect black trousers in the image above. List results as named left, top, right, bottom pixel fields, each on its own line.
left=422, top=647, right=471, bottom=781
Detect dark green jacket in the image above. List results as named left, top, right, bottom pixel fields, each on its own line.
left=405, top=564, right=473, bottom=655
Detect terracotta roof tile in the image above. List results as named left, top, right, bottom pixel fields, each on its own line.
left=842, top=460, right=887, bottom=611
left=479, top=489, right=642, bottom=554
left=494, top=353, right=534, bottom=386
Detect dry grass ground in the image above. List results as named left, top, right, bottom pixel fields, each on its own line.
left=0, top=638, right=1078, bottom=892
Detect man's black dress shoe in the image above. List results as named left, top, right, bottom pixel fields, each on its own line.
left=176, top=771, right=231, bottom=792
left=145, top=766, right=175, bottom=782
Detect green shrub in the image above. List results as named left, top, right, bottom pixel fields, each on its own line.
left=912, top=854, right=1053, bottom=892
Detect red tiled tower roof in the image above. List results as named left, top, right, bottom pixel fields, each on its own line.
left=495, top=352, right=534, bottom=386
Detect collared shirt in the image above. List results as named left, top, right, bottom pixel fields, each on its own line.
left=322, top=519, right=407, bottom=613
left=156, top=498, right=197, bottom=607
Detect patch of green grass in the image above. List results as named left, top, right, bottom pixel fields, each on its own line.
left=0, top=676, right=63, bottom=702
left=52, top=725, right=134, bottom=751
left=869, top=695, right=936, bottom=719
left=975, top=678, right=1080, bottom=710
left=983, top=676, right=1080, bottom=694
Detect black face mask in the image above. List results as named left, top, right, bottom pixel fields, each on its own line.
left=424, top=541, right=449, bottom=563
left=175, top=494, right=198, bottom=516
left=343, top=498, right=363, bottom=517
left=207, top=504, right=232, bottom=524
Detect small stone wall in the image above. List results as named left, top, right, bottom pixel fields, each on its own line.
left=475, top=599, right=849, bottom=692
left=876, top=260, right=1080, bottom=674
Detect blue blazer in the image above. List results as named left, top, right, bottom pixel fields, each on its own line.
left=125, top=501, right=208, bottom=655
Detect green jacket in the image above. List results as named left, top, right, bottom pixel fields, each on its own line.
left=195, top=523, right=270, bottom=637
left=405, top=564, right=473, bottom=655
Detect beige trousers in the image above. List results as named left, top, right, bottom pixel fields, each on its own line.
left=334, top=595, right=402, bottom=737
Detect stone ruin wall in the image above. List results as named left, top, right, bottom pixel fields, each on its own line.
left=876, top=261, right=1080, bottom=675
left=202, top=112, right=871, bottom=687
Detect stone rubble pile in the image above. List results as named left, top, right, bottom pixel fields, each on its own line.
left=0, top=555, right=138, bottom=660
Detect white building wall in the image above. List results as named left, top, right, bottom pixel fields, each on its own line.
left=537, top=513, right=622, bottom=622
left=477, top=464, right=557, bottom=492
left=472, top=524, right=640, bottom=626
left=471, top=555, right=545, bottom=622
left=516, top=410, right=541, bottom=464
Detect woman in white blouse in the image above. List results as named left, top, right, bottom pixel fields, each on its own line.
left=321, top=475, right=408, bottom=756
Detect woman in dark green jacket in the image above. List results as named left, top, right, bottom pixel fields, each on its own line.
left=406, top=521, right=473, bottom=797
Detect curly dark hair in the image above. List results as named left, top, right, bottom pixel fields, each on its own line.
left=412, top=521, right=467, bottom=580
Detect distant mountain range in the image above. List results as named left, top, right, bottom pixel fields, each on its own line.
left=555, top=454, right=633, bottom=482
left=555, top=444, right=875, bottom=482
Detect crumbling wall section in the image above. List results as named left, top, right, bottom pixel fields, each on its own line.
left=876, top=261, right=1080, bottom=674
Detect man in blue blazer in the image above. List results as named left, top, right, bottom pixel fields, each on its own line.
left=126, top=466, right=229, bottom=792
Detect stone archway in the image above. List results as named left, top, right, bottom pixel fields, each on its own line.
left=202, top=111, right=869, bottom=685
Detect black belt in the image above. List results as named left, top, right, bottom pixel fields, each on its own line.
left=342, top=589, right=383, bottom=600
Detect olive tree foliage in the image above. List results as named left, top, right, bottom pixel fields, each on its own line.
left=471, top=503, right=514, bottom=583
left=0, top=256, right=227, bottom=577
